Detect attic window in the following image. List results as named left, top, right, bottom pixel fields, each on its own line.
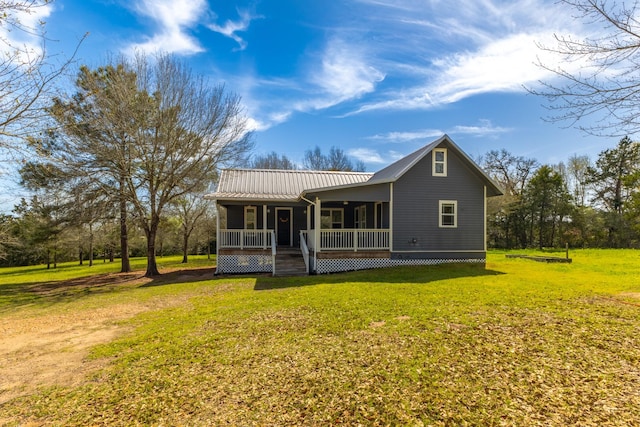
left=433, top=148, right=447, bottom=176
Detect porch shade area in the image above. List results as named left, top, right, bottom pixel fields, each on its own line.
left=217, top=201, right=391, bottom=252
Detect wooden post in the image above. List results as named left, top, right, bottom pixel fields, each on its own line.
left=565, top=242, right=569, bottom=259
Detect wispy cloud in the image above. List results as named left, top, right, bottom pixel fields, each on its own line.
left=230, top=0, right=588, bottom=133
left=297, top=39, right=385, bottom=111
left=208, top=9, right=262, bottom=51
left=240, top=39, right=385, bottom=131
left=126, top=0, right=208, bottom=55
left=348, top=147, right=404, bottom=164
left=343, top=0, right=588, bottom=113
left=368, top=129, right=444, bottom=143
left=368, top=120, right=511, bottom=143
left=451, top=120, right=512, bottom=137
left=0, top=3, right=52, bottom=62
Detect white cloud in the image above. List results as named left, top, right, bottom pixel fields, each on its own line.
left=0, top=3, right=52, bottom=63
left=342, top=0, right=593, bottom=114
left=300, top=40, right=385, bottom=110
left=348, top=147, right=405, bottom=165
left=368, top=129, right=444, bottom=143
left=348, top=148, right=387, bottom=164
left=427, top=32, right=557, bottom=104
left=208, top=9, right=261, bottom=51
left=126, top=0, right=208, bottom=55
left=451, top=120, right=512, bottom=137
left=367, top=120, right=511, bottom=143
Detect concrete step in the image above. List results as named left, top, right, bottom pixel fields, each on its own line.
left=275, top=249, right=308, bottom=276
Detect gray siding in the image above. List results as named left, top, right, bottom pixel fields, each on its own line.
left=392, top=142, right=485, bottom=252
left=310, top=183, right=390, bottom=202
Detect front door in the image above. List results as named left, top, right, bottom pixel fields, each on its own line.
left=276, top=208, right=292, bottom=246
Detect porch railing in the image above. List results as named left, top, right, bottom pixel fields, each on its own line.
left=310, top=229, right=390, bottom=251
left=299, top=230, right=310, bottom=272
left=219, top=229, right=274, bottom=249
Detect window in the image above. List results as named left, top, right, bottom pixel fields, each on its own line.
left=244, top=206, right=257, bottom=229
left=320, top=209, right=343, bottom=229
left=355, top=205, right=367, bottom=229
left=439, top=200, right=457, bottom=228
left=433, top=148, right=447, bottom=176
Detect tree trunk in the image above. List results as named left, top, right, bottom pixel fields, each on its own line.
left=182, top=228, right=189, bottom=263
left=89, top=225, right=94, bottom=267
left=79, top=248, right=83, bottom=265
left=145, top=223, right=161, bottom=277
left=119, top=184, right=131, bottom=273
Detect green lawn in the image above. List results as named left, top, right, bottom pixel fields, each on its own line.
left=2, top=250, right=640, bottom=425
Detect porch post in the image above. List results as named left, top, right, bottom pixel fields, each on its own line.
left=306, top=204, right=311, bottom=232
left=389, top=183, right=393, bottom=252
left=263, top=204, right=267, bottom=249
left=315, top=197, right=321, bottom=253
left=215, top=202, right=221, bottom=272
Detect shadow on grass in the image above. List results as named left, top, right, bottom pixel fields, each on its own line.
left=0, top=267, right=217, bottom=312
left=140, top=267, right=217, bottom=288
left=254, top=264, right=504, bottom=291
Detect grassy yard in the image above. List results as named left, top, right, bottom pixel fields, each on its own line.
left=1, top=250, right=639, bottom=425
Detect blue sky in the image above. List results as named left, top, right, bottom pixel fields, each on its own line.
left=3, top=0, right=620, bottom=207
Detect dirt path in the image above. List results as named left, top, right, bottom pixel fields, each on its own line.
left=0, top=268, right=214, bottom=406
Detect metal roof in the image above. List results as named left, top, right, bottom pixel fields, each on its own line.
left=209, top=168, right=373, bottom=202
left=207, top=135, right=503, bottom=202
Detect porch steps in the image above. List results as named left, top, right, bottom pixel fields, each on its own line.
left=275, top=248, right=308, bottom=276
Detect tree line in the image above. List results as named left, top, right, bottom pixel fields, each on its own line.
left=480, top=137, right=640, bottom=249
left=1, top=0, right=640, bottom=271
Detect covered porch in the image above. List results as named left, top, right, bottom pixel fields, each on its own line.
left=217, top=194, right=391, bottom=249
left=215, top=196, right=392, bottom=275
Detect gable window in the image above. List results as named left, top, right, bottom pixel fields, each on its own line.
left=355, top=205, right=367, bottom=229
left=321, top=209, right=343, bottom=229
left=439, top=200, right=457, bottom=228
left=244, top=206, right=257, bottom=230
left=433, top=148, right=447, bottom=176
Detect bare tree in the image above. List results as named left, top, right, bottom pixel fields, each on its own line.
left=302, top=145, right=365, bottom=171
left=0, top=1, right=84, bottom=145
left=567, top=154, right=591, bottom=207
left=171, top=194, right=210, bottom=263
left=532, top=0, right=640, bottom=136
left=249, top=151, right=297, bottom=169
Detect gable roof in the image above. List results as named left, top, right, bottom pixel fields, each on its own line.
left=208, top=134, right=503, bottom=202
left=303, top=134, right=503, bottom=197
left=209, top=168, right=373, bottom=202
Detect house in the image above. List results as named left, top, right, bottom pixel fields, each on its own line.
left=207, top=134, right=503, bottom=275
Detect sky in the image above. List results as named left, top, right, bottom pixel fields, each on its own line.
left=0, top=0, right=623, bottom=210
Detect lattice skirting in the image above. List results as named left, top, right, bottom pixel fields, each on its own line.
left=217, top=254, right=273, bottom=274
left=315, top=257, right=485, bottom=274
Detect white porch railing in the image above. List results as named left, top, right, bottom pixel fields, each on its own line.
left=219, top=229, right=274, bottom=249
left=299, top=230, right=310, bottom=272
left=309, top=229, right=390, bottom=251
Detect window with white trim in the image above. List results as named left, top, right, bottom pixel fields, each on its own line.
left=439, top=200, right=457, bottom=228
left=244, top=206, right=257, bottom=230
left=433, top=148, right=447, bottom=176
left=355, top=205, right=367, bottom=229
left=321, top=209, right=343, bottom=229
